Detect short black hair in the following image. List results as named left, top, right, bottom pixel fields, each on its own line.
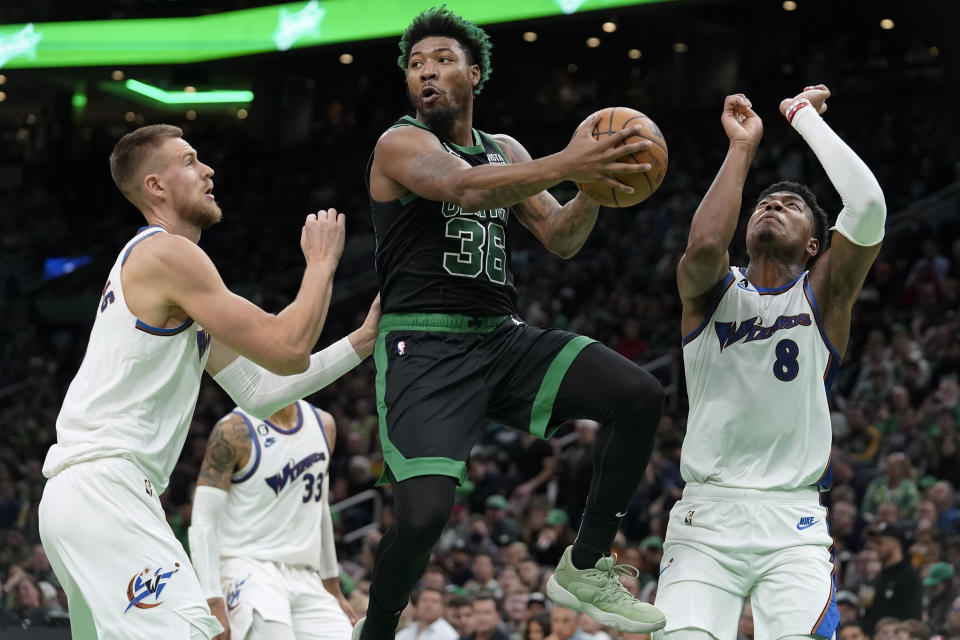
left=472, top=590, right=499, bottom=607
left=411, top=585, right=446, bottom=605
left=397, top=5, right=493, bottom=95
left=756, top=181, right=829, bottom=262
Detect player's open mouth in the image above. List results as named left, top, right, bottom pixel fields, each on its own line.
left=421, top=86, right=441, bottom=105
left=204, top=185, right=214, bottom=199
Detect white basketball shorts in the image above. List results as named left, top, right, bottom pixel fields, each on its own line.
left=38, top=457, right=222, bottom=640
left=220, top=556, right=351, bottom=640
left=654, top=483, right=838, bottom=640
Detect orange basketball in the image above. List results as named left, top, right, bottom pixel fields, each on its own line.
left=577, top=107, right=669, bottom=208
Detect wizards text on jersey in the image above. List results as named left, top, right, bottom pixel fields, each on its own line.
left=714, top=314, right=812, bottom=351
left=264, top=452, right=326, bottom=496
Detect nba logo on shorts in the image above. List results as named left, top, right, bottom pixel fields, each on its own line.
left=397, top=341, right=406, bottom=356
left=685, top=510, right=695, bottom=525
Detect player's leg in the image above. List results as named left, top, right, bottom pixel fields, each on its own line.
left=37, top=539, right=96, bottom=640
left=750, top=544, right=837, bottom=640
left=362, top=321, right=490, bottom=640
left=549, top=342, right=664, bottom=569
left=361, top=473, right=456, bottom=640
left=38, top=459, right=222, bottom=640
left=287, top=567, right=352, bottom=640
left=487, top=329, right=663, bottom=631
left=654, top=541, right=744, bottom=640
left=246, top=611, right=297, bottom=640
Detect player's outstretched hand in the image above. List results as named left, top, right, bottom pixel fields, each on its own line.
left=721, top=93, right=763, bottom=147
left=560, top=112, right=654, bottom=193
left=301, top=208, right=346, bottom=267
left=780, top=84, right=831, bottom=119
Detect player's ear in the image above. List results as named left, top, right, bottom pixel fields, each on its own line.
left=469, top=65, right=480, bottom=89
left=806, top=236, right=819, bottom=258
left=143, top=173, right=164, bottom=200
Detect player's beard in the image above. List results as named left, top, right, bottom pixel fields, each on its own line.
left=408, top=83, right=470, bottom=138
left=184, top=198, right=223, bottom=230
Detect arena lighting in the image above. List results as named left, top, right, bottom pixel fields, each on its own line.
left=124, top=79, right=254, bottom=105
left=0, top=0, right=676, bottom=70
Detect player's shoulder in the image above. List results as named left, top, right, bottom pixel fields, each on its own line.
left=125, top=230, right=209, bottom=275
left=488, top=133, right=531, bottom=162
left=375, top=118, right=441, bottom=152
left=212, top=411, right=254, bottom=444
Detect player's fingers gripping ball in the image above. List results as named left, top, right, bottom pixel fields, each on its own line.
left=577, top=107, right=668, bottom=208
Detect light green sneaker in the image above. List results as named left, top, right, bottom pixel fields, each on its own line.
left=351, top=617, right=364, bottom=640
left=546, top=546, right=666, bottom=633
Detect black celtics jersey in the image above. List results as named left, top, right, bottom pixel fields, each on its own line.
left=368, top=116, right=518, bottom=316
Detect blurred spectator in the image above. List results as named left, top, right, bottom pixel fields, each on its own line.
left=523, top=612, right=551, bottom=640
left=862, top=453, right=920, bottom=520
left=836, top=590, right=861, bottom=625
left=575, top=614, right=612, bottom=640
left=545, top=606, right=578, bottom=640
left=447, top=595, right=475, bottom=637
left=871, top=617, right=900, bottom=640
left=397, top=587, right=459, bottom=640
left=459, top=591, right=509, bottom=640
left=928, top=480, right=960, bottom=536
left=836, top=620, right=868, bottom=640
left=840, top=406, right=882, bottom=463
left=895, top=618, right=929, bottom=640
left=862, top=523, right=923, bottom=633
left=923, top=562, right=955, bottom=637
left=464, top=553, right=503, bottom=600
left=485, top=495, right=521, bottom=547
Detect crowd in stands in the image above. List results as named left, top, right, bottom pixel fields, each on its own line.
left=2, top=9, right=960, bottom=637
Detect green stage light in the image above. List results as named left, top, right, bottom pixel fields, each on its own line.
left=0, top=0, right=674, bottom=70
left=124, top=79, right=254, bottom=105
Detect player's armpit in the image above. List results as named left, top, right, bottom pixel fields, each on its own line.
left=197, top=415, right=253, bottom=490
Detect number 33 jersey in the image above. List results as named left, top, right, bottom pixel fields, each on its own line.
left=680, top=267, right=840, bottom=491
left=218, top=401, right=332, bottom=568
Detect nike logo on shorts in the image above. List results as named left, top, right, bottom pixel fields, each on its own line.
left=796, top=516, right=819, bottom=530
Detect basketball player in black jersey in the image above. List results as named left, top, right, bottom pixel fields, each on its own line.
left=355, top=8, right=667, bottom=639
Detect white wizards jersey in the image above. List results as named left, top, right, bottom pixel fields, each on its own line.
left=219, top=401, right=331, bottom=568
left=680, top=266, right=840, bottom=491
left=44, top=226, right=211, bottom=492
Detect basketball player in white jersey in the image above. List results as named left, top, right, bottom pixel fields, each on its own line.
left=188, top=400, right=357, bottom=640
left=38, top=124, right=380, bottom=639
left=654, top=86, right=886, bottom=640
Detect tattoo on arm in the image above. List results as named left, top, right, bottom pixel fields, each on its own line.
left=197, top=416, right=250, bottom=490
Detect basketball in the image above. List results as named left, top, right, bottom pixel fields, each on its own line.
left=577, top=107, right=669, bottom=208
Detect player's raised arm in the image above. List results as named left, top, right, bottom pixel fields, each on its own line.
left=789, top=86, right=886, bottom=350
left=189, top=414, right=253, bottom=640
left=131, top=209, right=345, bottom=375
left=206, top=295, right=380, bottom=421
left=677, top=94, right=763, bottom=324
left=370, top=113, right=651, bottom=213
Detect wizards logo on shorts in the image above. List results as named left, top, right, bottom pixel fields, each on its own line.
left=124, top=563, right=180, bottom=614
left=225, top=575, right=248, bottom=612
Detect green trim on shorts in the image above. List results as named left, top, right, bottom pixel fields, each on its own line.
left=379, top=312, right=508, bottom=334
left=374, top=332, right=468, bottom=486
left=530, top=335, right=596, bottom=439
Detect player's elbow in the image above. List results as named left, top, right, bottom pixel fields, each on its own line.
left=547, top=238, right=583, bottom=259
